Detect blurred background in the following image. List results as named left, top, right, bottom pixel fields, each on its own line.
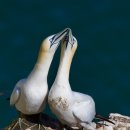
left=0, top=0, right=130, bottom=128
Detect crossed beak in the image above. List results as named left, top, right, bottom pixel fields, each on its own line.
left=50, top=28, right=71, bottom=48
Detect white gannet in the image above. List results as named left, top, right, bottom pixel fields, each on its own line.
left=48, top=30, right=114, bottom=130
left=10, top=28, right=70, bottom=129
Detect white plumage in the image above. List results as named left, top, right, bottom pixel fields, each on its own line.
left=10, top=28, right=70, bottom=115
left=48, top=30, right=96, bottom=130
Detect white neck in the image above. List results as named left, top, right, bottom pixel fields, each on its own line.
left=28, top=49, right=54, bottom=82
left=55, top=46, right=74, bottom=83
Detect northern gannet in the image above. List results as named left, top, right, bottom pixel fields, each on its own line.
left=10, top=28, right=70, bottom=129
left=48, top=30, right=114, bottom=130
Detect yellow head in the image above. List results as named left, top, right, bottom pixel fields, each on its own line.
left=37, top=28, right=71, bottom=63
left=40, top=28, right=71, bottom=53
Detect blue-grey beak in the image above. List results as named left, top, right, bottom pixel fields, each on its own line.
left=50, top=28, right=71, bottom=48
left=64, top=28, right=74, bottom=49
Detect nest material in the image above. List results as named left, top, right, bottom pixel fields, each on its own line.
left=4, top=113, right=63, bottom=130
left=4, top=113, right=130, bottom=130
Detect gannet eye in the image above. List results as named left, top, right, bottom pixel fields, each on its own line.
left=71, top=36, right=78, bottom=51
left=73, top=37, right=76, bottom=43
left=49, top=35, right=57, bottom=48
left=64, top=35, right=69, bottom=42
left=64, top=35, right=75, bottom=49
left=70, top=37, right=75, bottom=48
left=64, top=35, right=69, bottom=48
left=49, top=38, right=53, bottom=43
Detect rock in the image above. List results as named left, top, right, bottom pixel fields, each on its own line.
left=97, top=113, right=130, bottom=130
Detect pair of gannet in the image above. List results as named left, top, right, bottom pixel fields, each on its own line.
left=48, top=29, right=114, bottom=130
left=10, top=28, right=113, bottom=130
left=48, top=30, right=96, bottom=130
left=10, top=28, right=70, bottom=129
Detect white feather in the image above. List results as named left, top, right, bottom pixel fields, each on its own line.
left=10, top=79, right=25, bottom=105
left=48, top=34, right=96, bottom=129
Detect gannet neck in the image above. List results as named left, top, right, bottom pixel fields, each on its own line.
left=28, top=46, right=54, bottom=81
left=56, top=41, right=77, bottom=82
left=27, top=28, right=71, bottom=82
left=56, top=52, right=73, bottom=81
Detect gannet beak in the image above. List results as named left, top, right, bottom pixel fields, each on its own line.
left=50, top=28, right=71, bottom=48
left=64, top=28, right=74, bottom=49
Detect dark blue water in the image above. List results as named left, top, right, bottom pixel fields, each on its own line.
left=0, top=0, right=130, bottom=128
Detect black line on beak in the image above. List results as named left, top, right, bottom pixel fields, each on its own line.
left=50, top=29, right=69, bottom=48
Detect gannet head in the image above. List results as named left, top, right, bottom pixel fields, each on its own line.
left=70, top=36, right=78, bottom=54
left=41, top=28, right=71, bottom=53
left=37, top=28, right=72, bottom=65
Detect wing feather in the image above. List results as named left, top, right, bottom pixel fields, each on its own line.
left=72, top=92, right=96, bottom=123
left=10, top=79, right=25, bottom=105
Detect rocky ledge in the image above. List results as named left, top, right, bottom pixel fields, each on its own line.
left=4, top=113, right=130, bottom=130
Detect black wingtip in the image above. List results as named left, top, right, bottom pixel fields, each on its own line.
left=95, top=114, right=115, bottom=125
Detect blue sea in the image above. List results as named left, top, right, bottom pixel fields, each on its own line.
left=0, top=0, right=130, bottom=128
